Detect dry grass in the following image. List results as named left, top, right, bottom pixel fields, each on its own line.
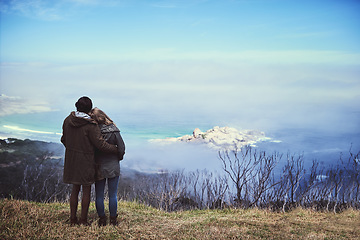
left=1, top=198, right=359, bottom=239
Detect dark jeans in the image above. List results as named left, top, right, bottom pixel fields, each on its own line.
left=95, top=176, right=119, bottom=217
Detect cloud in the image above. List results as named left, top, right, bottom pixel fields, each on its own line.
left=3, top=125, right=61, bottom=135
left=150, top=0, right=208, bottom=8
left=183, top=50, right=360, bottom=65
left=0, top=0, right=119, bottom=21
left=66, top=49, right=360, bottom=65
left=0, top=57, right=358, bottom=136
left=0, top=94, right=54, bottom=116
left=275, top=31, right=336, bottom=40
left=0, top=0, right=64, bottom=20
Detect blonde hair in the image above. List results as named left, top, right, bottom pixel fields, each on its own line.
left=90, top=107, right=114, bottom=125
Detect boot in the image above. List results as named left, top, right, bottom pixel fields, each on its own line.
left=110, top=214, right=118, bottom=226
left=70, top=216, right=78, bottom=226
left=78, top=218, right=90, bottom=226
left=98, top=215, right=107, bottom=227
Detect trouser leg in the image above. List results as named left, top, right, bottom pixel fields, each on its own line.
left=108, top=176, right=119, bottom=217
left=70, top=184, right=80, bottom=221
left=95, top=179, right=106, bottom=217
left=80, top=185, right=91, bottom=223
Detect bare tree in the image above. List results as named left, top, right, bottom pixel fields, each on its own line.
left=248, top=151, right=281, bottom=207
left=219, top=146, right=281, bottom=208
left=347, top=147, right=360, bottom=208
left=219, top=146, right=258, bottom=207
left=286, top=153, right=305, bottom=203
left=189, top=170, right=229, bottom=209
left=19, top=153, right=70, bottom=202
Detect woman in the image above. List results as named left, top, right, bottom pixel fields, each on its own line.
left=61, top=97, right=118, bottom=226
left=90, top=108, right=125, bottom=226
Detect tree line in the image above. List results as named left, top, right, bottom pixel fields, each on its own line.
left=1, top=138, right=359, bottom=212
left=119, top=146, right=360, bottom=212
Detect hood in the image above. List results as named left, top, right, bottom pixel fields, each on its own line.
left=67, top=111, right=96, bottom=128
left=99, top=123, right=120, bottom=133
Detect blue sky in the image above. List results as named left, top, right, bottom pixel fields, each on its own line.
left=0, top=0, right=359, bottom=143
left=1, top=0, right=360, bottom=62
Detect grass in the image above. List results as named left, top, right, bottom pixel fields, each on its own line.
left=1, top=198, right=359, bottom=240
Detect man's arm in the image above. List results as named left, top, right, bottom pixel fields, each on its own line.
left=88, top=125, right=117, bottom=153
left=115, top=132, right=125, bottom=160
left=61, top=122, right=66, bottom=147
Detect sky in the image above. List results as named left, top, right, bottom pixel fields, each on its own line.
left=0, top=0, right=359, bottom=171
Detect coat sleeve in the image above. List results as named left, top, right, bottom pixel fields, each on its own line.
left=61, top=134, right=66, bottom=147
left=88, top=124, right=117, bottom=153
left=61, top=121, right=66, bottom=147
left=115, top=132, right=125, bottom=160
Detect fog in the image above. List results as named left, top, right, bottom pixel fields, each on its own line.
left=1, top=60, right=359, bottom=172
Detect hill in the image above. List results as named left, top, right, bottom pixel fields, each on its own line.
left=0, top=138, right=68, bottom=201
left=1, top=198, right=359, bottom=239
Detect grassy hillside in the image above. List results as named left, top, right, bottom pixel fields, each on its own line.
left=1, top=198, right=359, bottom=239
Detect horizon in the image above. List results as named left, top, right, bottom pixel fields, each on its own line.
left=1, top=0, right=359, bottom=171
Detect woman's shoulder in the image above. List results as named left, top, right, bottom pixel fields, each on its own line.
left=100, top=123, right=120, bottom=133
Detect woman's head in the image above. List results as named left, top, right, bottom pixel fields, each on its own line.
left=90, top=107, right=113, bottom=125
left=75, top=96, right=92, bottom=113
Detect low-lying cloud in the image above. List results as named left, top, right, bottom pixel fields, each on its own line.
left=0, top=94, right=53, bottom=117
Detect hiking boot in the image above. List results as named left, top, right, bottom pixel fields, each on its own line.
left=70, top=217, right=78, bottom=226
left=78, top=218, right=90, bottom=226
left=110, top=214, right=118, bottom=226
left=98, top=215, right=107, bottom=227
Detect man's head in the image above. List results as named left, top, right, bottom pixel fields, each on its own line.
left=75, top=96, right=92, bottom=113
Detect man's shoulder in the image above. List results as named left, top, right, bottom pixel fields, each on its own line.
left=63, top=111, right=97, bottom=128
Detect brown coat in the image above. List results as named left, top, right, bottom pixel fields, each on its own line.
left=61, top=111, right=117, bottom=185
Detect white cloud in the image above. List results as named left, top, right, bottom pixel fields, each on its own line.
left=75, top=49, right=360, bottom=65
left=150, top=0, right=208, bottom=8
left=0, top=94, right=53, bottom=116
left=3, top=125, right=61, bottom=135
left=0, top=0, right=119, bottom=21
left=0, top=0, right=63, bottom=20
left=0, top=57, right=358, bottom=135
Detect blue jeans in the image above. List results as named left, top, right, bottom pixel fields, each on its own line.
left=95, top=176, right=119, bottom=217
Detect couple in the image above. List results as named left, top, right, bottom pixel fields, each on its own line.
left=61, top=96, right=125, bottom=226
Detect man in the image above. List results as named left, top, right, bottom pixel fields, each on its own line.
left=61, top=96, right=117, bottom=225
